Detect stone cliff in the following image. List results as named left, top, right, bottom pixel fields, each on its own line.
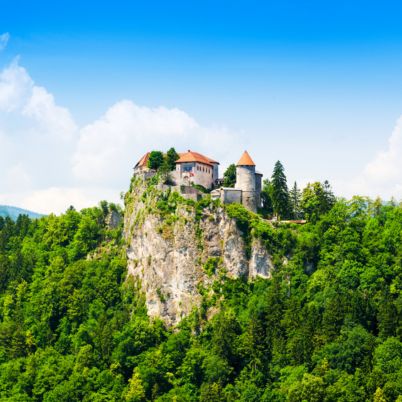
left=124, top=175, right=274, bottom=326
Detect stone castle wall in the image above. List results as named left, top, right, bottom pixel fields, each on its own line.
left=236, top=165, right=257, bottom=212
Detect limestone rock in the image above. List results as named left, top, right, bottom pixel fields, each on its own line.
left=124, top=178, right=275, bottom=326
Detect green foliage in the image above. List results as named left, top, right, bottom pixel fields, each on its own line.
left=260, top=179, right=273, bottom=218
left=165, top=147, right=180, bottom=171
left=301, top=180, right=336, bottom=222
left=290, top=181, right=302, bottom=219
left=147, top=151, right=164, bottom=170
left=223, top=164, right=236, bottom=188
left=146, top=148, right=179, bottom=174
left=0, top=187, right=402, bottom=401
left=203, top=257, right=222, bottom=277
left=271, top=160, right=291, bottom=219
left=225, top=202, right=291, bottom=258
left=192, top=183, right=209, bottom=194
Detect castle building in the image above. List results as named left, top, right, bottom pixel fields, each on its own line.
left=133, top=152, right=151, bottom=173
left=134, top=149, right=262, bottom=212
left=172, top=150, right=219, bottom=189
left=211, top=151, right=262, bottom=212
left=134, top=150, right=219, bottom=189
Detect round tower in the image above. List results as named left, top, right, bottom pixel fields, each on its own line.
left=235, top=151, right=257, bottom=212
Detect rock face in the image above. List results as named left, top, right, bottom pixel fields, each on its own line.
left=124, top=177, right=274, bottom=326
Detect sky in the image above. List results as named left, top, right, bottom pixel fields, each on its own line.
left=1, top=1, right=402, bottom=214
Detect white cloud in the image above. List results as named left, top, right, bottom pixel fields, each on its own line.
left=364, top=116, right=402, bottom=183
left=0, top=59, right=241, bottom=214
left=0, top=187, right=119, bottom=215
left=19, top=187, right=120, bottom=215
left=0, top=59, right=77, bottom=139
left=2, top=55, right=402, bottom=212
left=72, top=100, right=197, bottom=183
left=5, top=163, right=32, bottom=191
left=0, top=59, right=33, bottom=112
left=334, top=116, right=402, bottom=200
left=72, top=100, right=241, bottom=185
left=23, top=85, right=77, bottom=141
left=0, top=59, right=79, bottom=213
left=0, top=32, right=9, bottom=51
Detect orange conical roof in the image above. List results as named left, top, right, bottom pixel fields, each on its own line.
left=237, top=151, right=255, bottom=166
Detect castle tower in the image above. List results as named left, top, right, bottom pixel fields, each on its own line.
left=236, top=151, right=258, bottom=212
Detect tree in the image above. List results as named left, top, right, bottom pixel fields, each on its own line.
left=270, top=161, right=291, bottom=219
left=165, top=148, right=179, bottom=171
left=147, top=151, right=164, bottom=170
left=124, top=371, right=146, bottom=401
left=323, top=180, right=336, bottom=210
left=260, top=179, right=273, bottom=217
left=300, top=181, right=336, bottom=222
left=373, top=387, right=387, bottom=402
left=1, top=174, right=402, bottom=401
left=223, top=164, right=236, bottom=187
left=289, top=182, right=302, bottom=219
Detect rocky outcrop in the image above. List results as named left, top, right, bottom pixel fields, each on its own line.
left=124, top=177, right=274, bottom=326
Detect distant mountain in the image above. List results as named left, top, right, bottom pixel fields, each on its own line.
left=0, top=205, right=44, bottom=220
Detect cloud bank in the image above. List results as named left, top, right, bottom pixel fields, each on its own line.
left=0, top=57, right=402, bottom=214
left=0, top=59, right=241, bottom=214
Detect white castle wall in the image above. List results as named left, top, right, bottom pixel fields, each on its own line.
left=236, top=165, right=257, bottom=212
left=174, top=162, right=215, bottom=189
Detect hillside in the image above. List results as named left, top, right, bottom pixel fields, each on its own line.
left=0, top=176, right=401, bottom=401
left=124, top=175, right=273, bottom=326
left=0, top=205, right=43, bottom=220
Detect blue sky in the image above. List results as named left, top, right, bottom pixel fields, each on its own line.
left=1, top=1, right=402, bottom=213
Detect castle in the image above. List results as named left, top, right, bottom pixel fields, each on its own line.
left=211, top=151, right=262, bottom=213
left=134, top=150, right=262, bottom=212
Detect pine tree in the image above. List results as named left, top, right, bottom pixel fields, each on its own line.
left=290, top=181, right=302, bottom=219
left=271, top=161, right=291, bottom=219
left=165, top=148, right=179, bottom=171
left=322, top=180, right=336, bottom=211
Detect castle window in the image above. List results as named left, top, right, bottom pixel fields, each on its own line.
left=182, top=163, right=194, bottom=172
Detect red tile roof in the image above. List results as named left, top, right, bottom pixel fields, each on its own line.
left=176, top=150, right=219, bottom=166
left=135, top=152, right=150, bottom=168
left=237, top=151, right=255, bottom=166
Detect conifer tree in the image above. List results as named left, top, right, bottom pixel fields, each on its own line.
left=290, top=181, right=302, bottom=219
left=323, top=180, right=336, bottom=211
left=165, top=148, right=180, bottom=171
left=271, top=160, right=291, bottom=219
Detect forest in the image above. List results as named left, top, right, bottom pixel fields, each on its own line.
left=0, top=181, right=402, bottom=401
